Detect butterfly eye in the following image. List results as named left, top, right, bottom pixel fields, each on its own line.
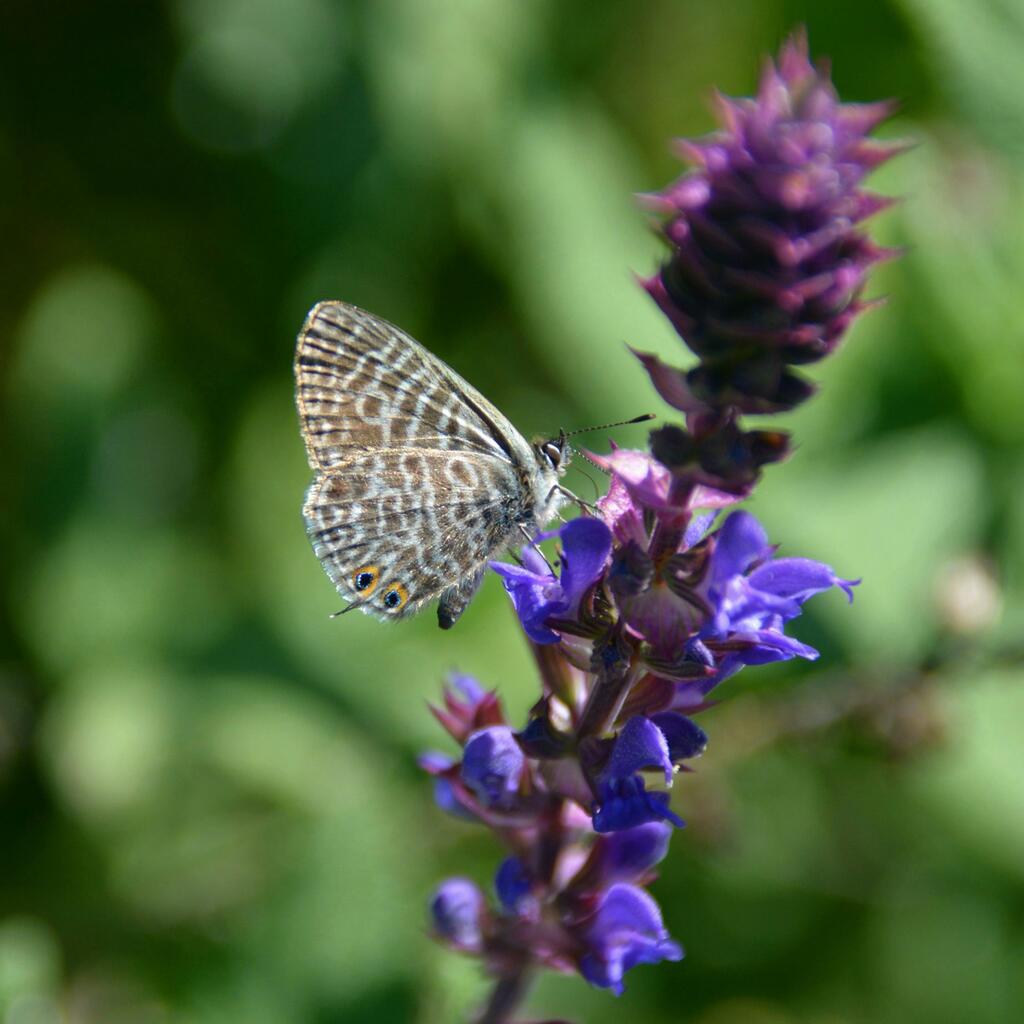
left=382, top=583, right=409, bottom=610
left=352, top=566, right=380, bottom=594
left=540, top=440, right=563, bottom=470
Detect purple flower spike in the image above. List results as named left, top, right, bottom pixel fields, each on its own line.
left=578, top=884, right=683, bottom=995
left=461, top=726, right=525, bottom=808
left=491, top=517, right=612, bottom=644
left=430, top=878, right=487, bottom=952
left=418, top=34, right=882, bottom=1014
left=639, top=30, right=902, bottom=413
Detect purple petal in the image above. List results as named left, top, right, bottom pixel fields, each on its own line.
left=713, top=576, right=802, bottom=629
left=597, top=472, right=648, bottom=546
left=591, top=448, right=673, bottom=513
left=418, top=751, right=454, bottom=775
left=489, top=561, right=564, bottom=644
left=688, top=484, right=750, bottom=511
left=605, top=717, right=674, bottom=785
left=430, top=878, right=486, bottom=951
left=732, top=630, right=820, bottom=662
left=587, top=883, right=666, bottom=936
left=494, top=856, right=533, bottom=913
left=449, top=672, right=485, bottom=704
left=432, top=778, right=480, bottom=822
left=683, top=511, right=718, bottom=549
left=711, top=510, right=770, bottom=584
left=593, top=822, right=673, bottom=883
left=748, top=556, right=857, bottom=603
left=520, top=544, right=553, bottom=577
left=649, top=712, right=708, bottom=761
left=558, top=517, right=613, bottom=606
left=489, top=560, right=547, bottom=587
left=461, top=727, right=525, bottom=808
left=579, top=884, right=684, bottom=995
left=620, top=585, right=710, bottom=657
left=594, top=776, right=685, bottom=833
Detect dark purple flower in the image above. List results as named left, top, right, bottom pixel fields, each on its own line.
left=461, top=726, right=525, bottom=808
left=495, top=856, right=535, bottom=914
left=637, top=31, right=902, bottom=413
left=491, top=518, right=613, bottom=644
left=700, top=509, right=857, bottom=678
left=577, top=884, right=683, bottom=995
left=430, top=878, right=487, bottom=952
left=592, top=717, right=685, bottom=833
left=648, top=417, right=793, bottom=499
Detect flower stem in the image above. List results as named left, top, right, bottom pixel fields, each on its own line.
left=575, top=629, right=635, bottom=739
left=477, top=966, right=534, bottom=1024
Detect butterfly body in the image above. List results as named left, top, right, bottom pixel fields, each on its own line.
left=294, top=301, right=569, bottom=627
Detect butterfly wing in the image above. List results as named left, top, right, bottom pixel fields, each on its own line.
left=296, top=301, right=530, bottom=471
left=295, top=301, right=541, bottom=622
left=302, top=448, right=521, bottom=620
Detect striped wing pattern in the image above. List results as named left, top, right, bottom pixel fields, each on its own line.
left=294, top=301, right=543, bottom=625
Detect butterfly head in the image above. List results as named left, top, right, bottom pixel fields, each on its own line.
left=536, top=430, right=571, bottom=477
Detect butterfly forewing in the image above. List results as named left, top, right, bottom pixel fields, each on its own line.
left=295, top=301, right=554, bottom=624
left=296, top=303, right=526, bottom=469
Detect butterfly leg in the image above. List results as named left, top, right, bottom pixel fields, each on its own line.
left=438, top=569, right=486, bottom=629
left=516, top=523, right=560, bottom=577
left=550, top=484, right=599, bottom=515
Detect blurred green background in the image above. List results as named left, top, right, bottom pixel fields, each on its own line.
left=2, top=1, right=1023, bottom=1022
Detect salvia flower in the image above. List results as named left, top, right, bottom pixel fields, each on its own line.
left=697, top=509, right=859, bottom=683
left=637, top=29, right=902, bottom=415
left=576, top=885, right=684, bottom=995
left=461, top=726, right=526, bottom=809
left=420, top=679, right=684, bottom=996
left=430, top=878, right=488, bottom=953
left=419, top=32, right=896, bottom=1021
left=570, top=822, right=673, bottom=891
left=490, top=517, right=612, bottom=644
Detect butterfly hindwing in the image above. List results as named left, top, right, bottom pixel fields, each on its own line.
left=303, top=449, right=521, bottom=619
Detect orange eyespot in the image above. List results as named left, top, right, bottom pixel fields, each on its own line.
left=381, top=582, right=409, bottom=611
left=352, top=566, right=380, bottom=595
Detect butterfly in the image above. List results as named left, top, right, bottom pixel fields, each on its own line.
left=294, top=301, right=571, bottom=628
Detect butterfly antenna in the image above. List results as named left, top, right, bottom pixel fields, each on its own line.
left=563, top=413, right=655, bottom=438
left=576, top=450, right=609, bottom=475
